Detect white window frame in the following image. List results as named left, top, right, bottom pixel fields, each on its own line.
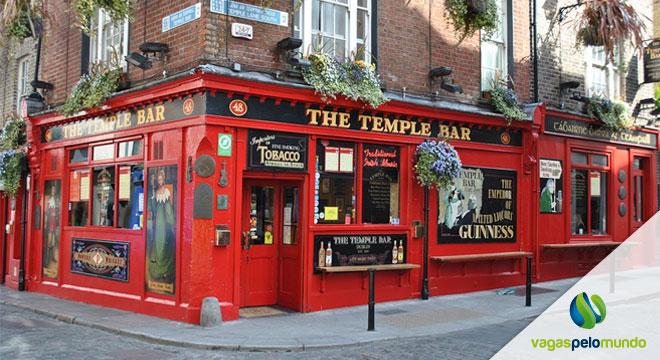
left=481, top=0, right=508, bottom=91
left=16, top=57, right=31, bottom=114
left=585, top=46, right=620, bottom=99
left=294, top=0, right=371, bottom=62
left=89, top=8, right=129, bottom=70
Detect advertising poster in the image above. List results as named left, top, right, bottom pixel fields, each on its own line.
left=146, top=165, right=177, bottom=295
left=438, top=167, right=517, bottom=243
left=42, top=180, right=61, bottom=279
left=539, top=159, right=563, bottom=214
left=71, top=238, right=129, bottom=282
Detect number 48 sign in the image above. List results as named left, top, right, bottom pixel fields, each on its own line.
left=218, top=134, right=232, bottom=157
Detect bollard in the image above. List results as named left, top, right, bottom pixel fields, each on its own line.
left=526, top=256, right=532, bottom=307
left=368, top=268, right=375, bottom=331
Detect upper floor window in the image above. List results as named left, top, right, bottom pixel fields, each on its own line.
left=89, top=8, right=129, bottom=68
left=17, top=57, right=31, bottom=113
left=585, top=46, right=620, bottom=99
left=294, top=0, right=371, bottom=62
left=481, top=0, right=508, bottom=90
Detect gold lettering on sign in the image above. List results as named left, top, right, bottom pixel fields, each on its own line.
left=438, top=124, right=471, bottom=141
left=308, top=110, right=433, bottom=137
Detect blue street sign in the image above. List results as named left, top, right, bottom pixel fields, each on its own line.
left=162, top=3, right=202, bottom=32
left=210, top=0, right=289, bottom=27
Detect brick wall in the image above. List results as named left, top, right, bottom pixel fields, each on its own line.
left=37, top=0, right=532, bottom=109
left=536, top=0, right=654, bottom=119
left=0, top=38, right=39, bottom=123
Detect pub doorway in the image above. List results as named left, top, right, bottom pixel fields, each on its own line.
left=240, top=179, right=303, bottom=311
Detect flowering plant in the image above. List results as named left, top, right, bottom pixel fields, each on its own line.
left=302, top=53, right=388, bottom=109
left=445, top=0, right=499, bottom=45
left=0, top=119, right=27, bottom=196
left=585, top=96, right=634, bottom=131
left=413, top=138, right=462, bottom=189
left=60, top=55, right=123, bottom=116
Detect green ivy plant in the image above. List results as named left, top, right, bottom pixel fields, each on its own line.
left=0, top=118, right=27, bottom=197
left=1, top=0, right=44, bottom=42
left=72, top=0, right=132, bottom=34
left=489, top=86, right=527, bottom=124
left=60, top=66, right=123, bottom=116
left=445, top=0, right=499, bottom=45
left=302, top=53, right=388, bottom=109
left=585, top=96, right=634, bottom=131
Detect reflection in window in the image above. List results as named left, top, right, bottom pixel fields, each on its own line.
left=119, top=140, right=143, bottom=158
left=571, top=169, right=588, bottom=235
left=69, top=148, right=89, bottom=163
left=282, top=186, right=299, bottom=245
left=117, top=164, right=144, bottom=229
left=69, top=169, right=90, bottom=226
left=362, top=144, right=400, bottom=224
left=570, top=151, right=608, bottom=235
left=93, top=144, right=114, bottom=161
left=590, top=171, right=607, bottom=234
left=249, top=186, right=274, bottom=245
left=316, top=140, right=356, bottom=224
left=92, top=167, right=115, bottom=226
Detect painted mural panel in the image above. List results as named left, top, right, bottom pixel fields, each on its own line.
left=437, top=167, right=517, bottom=243
left=145, top=165, right=177, bottom=295
left=42, top=180, right=61, bottom=279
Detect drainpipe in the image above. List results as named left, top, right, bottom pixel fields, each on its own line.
left=18, top=167, right=28, bottom=291
left=422, top=188, right=429, bottom=300
left=531, top=0, right=539, bottom=102
left=32, top=35, right=42, bottom=93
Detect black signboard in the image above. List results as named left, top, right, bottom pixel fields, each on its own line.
left=644, top=39, right=660, bottom=83
left=314, top=234, right=407, bottom=268
left=71, top=238, right=129, bottom=282
left=362, top=144, right=399, bottom=224
left=247, top=130, right=308, bottom=172
left=438, top=167, right=517, bottom=243
left=42, top=93, right=206, bottom=143
left=207, top=92, right=522, bottom=147
left=545, top=116, right=658, bottom=149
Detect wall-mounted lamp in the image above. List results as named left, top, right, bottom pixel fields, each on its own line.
left=559, top=81, right=580, bottom=93
left=30, top=80, right=53, bottom=91
left=23, top=91, right=46, bottom=116
left=277, top=37, right=311, bottom=70
left=430, top=67, right=463, bottom=94
left=125, top=42, right=169, bottom=70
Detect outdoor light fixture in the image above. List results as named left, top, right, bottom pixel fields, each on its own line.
left=429, top=67, right=463, bottom=94
left=277, top=37, right=303, bottom=51
left=429, top=67, right=452, bottom=79
left=277, top=37, right=309, bottom=69
left=23, top=91, right=46, bottom=116
left=125, top=42, right=169, bottom=70
left=559, top=81, right=580, bottom=93
left=126, top=52, right=153, bottom=70
left=30, top=80, right=54, bottom=91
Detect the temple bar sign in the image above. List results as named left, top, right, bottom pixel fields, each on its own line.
left=644, top=39, right=660, bottom=83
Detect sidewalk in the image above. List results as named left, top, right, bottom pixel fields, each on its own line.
left=0, top=278, right=578, bottom=351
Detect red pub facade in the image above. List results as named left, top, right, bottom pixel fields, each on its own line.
left=1, top=0, right=657, bottom=324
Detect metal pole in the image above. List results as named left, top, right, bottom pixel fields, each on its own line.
left=422, top=187, right=429, bottom=300
left=526, top=257, right=533, bottom=306
left=368, top=268, right=375, bottom=331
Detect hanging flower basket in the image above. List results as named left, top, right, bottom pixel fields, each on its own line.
left=575, top=0, right=646, bottom=62
left=413, top=138, right=462, bottom=190
left=301, top=53, right=388, bottom=109
left=0, top=119, right=28, bottom=197
left=445, top=0, right=499, bottom=45
left=1, top=1, right=45, bottom=42
left=584, top=96, right=634, bottom=131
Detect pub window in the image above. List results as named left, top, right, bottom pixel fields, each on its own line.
left=362, top=143, right=400, bottom=224
left=67, top=138, right=144, bottom=229
left=632, top=157, right=645, bottom=223
left=316, top=140, right=357, bottom=224
left=571, top=151, right=608, bottom=235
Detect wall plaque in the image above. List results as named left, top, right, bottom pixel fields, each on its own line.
left=194, top=155, right=216, bottom=178
left=193, top=183, right=213, bottom=219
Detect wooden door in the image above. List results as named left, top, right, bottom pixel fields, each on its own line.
left=240, top=180, right=303, bottom=309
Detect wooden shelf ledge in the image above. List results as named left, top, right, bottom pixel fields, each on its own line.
left=316, top=264, right=420, bottom=273
left=431, top=251, right=533, bottom=263
left=541, top=242, right=621, bottom=249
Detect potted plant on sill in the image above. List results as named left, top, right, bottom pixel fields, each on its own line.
left=584, top=96, right=634, bottom=131
left=575, top=0, right=646, bottom=62
left=0, top=118, right=28, bottom=197
left=60, top=52, right=123, bottom=116
left=481, top=73, right=527, bottom=124
left=72, top=0, right=132, bottom=34
left=301, top=53, right=388, bottom=109
left=445, top=0, right=499, bottom=45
